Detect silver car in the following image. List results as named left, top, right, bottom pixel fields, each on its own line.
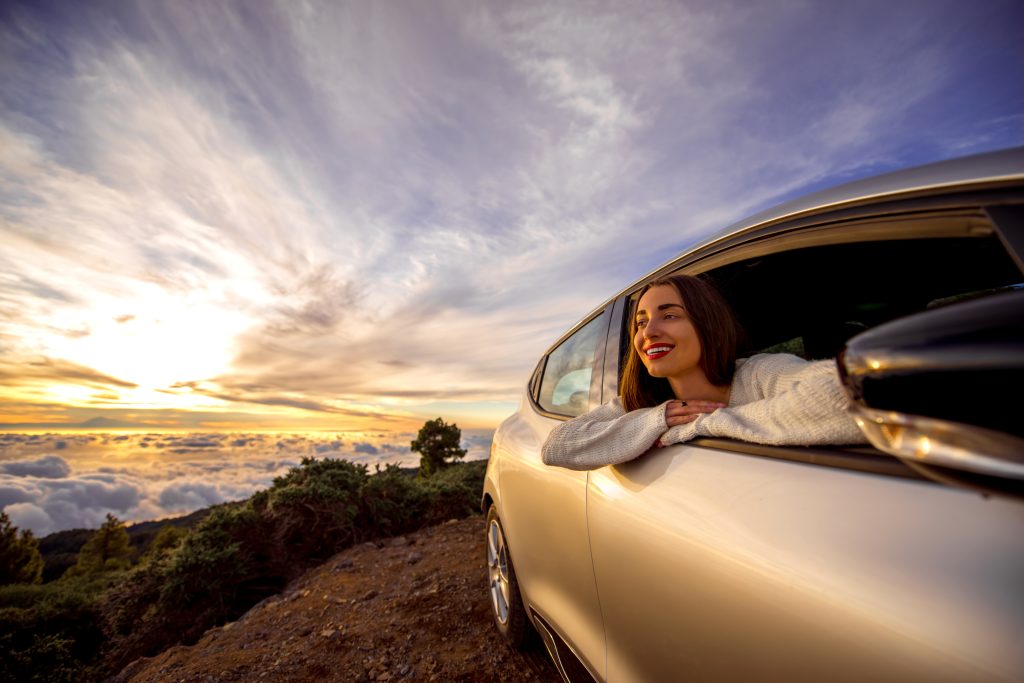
left=483, top=147, right=1024, bottom=683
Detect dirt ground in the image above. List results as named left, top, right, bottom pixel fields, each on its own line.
left=111, top=515, right=561, bottom=682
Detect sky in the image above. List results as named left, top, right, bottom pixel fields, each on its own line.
left=0, top=0, right=1023, bottom=520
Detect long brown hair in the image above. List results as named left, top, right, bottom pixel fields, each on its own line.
left=620, top=274, right=743, bottom=411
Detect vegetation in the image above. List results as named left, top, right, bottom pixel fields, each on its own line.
left=0, top=439, right=487, bottom=682
left=37, top=506, right=210, bottom=581
left=63, top=514, right=132, bottom=577
left=411, top=417, right=467, bottom=476
left=0, top=511, right=43, bottom=586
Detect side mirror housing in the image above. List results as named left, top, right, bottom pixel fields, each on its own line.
left=838, top=288, right=1024, bottom=485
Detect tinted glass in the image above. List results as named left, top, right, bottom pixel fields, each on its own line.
left=537, top=314, right=606, bottom=417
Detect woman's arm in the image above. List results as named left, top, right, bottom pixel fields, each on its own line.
left=541, top=398, right=671, bottom=470
left=661, top=354, right=867, bottom=447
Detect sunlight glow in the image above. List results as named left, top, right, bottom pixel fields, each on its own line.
left=44, top=286, right=250, bottom=394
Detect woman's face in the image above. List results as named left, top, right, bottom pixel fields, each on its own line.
left=633, top=285, right=703, bottom=380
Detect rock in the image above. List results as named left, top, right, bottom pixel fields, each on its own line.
left=109, top=656, right=151, bottom=683
left=406, top=551, right=423, bottom=565
left=388, top=536, right=410, bottom=547
left=362, top=589, right=379, bottom=601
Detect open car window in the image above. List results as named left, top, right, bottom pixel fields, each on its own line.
left=612, top=209, right=1023, bottom=483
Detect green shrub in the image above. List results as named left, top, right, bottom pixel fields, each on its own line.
left=0, top=579, right=106, bottom=682
left=262, top=457, right=367, bottom=559
left=357, top=463, right=427, bottom=538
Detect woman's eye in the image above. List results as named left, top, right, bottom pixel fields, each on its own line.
left=636, top=319, right=647, bottom=328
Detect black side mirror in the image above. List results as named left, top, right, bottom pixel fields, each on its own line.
left=838, top=288, right=1024, bottom=491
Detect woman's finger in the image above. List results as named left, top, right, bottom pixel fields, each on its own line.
left=664, top=400, right=725, bottom=419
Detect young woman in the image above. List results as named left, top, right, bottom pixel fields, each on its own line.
left=542, top=275, right=867, bottom=470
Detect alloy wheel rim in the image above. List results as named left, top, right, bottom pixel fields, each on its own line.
left=487, top=518, right=511, bottom=624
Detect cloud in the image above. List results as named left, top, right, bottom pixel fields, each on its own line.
left=158, top=483, right=228, bottom=511
left=0, top=358, right=137, bottom=390
left=3, top=503, right=54, bottom=534
left=352, top=442, right=379, bottom=455
left=0, top=455, right=71, bottom=478
left=0, top=485, right=33, bottom=507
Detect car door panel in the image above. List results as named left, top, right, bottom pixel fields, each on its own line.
left=587, top=444, right=1024, bottom=682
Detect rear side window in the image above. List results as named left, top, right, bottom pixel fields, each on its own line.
left=536, top=314, right=606, bottom=417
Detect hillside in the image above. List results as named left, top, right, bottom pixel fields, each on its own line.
left=111, top=515, right=559, bottom=682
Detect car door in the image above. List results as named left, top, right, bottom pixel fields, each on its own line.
left=492, top=308, right=610, bottom=679
left=587, top=442, right=1024, bottom=682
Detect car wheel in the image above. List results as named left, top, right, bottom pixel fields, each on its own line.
left=486, top=506, right=530, bottom=647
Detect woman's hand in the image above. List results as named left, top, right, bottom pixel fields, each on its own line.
left=664, top=399, right=726, bottom=427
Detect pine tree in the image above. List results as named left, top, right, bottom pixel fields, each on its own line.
left=411, top=417, right=467, bottom=477
left=0, top=511, right=44, bottom=584
left=65, top=513, right=132, bottom=577
left=139, top=525, right=186, bottom=565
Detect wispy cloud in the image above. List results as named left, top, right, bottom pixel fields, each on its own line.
left=1, top=0, right=1022, bottom=429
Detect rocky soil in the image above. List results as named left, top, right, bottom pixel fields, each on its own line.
left=112, top=515, right=560, bottom=682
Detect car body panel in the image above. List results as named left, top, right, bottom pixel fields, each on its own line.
left=487, top=403, right=605, bottom=678
left=588, top=444, right=1024, bottom=682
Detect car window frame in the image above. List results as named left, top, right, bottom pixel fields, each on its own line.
left=529, top=307, right=613, bottom=420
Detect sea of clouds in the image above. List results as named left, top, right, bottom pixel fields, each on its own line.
left=0, top=430, right=492, bottom=537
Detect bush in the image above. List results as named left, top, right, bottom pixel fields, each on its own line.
left=0, top=579, right=108, bottom=682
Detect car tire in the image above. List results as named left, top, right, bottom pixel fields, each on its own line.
left=486, top=506, right=531, bottom=648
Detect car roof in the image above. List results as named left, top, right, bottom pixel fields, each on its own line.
left=647, top=145, right=1024, bottom=287
left=557, top=146, right=1024, bottom=347
left=641, top=146, right=1023, bottom=288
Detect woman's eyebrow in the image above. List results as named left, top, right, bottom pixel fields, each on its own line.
left=635, top=302, right=684, bottom=318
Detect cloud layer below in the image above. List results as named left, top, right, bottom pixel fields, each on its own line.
left=0, top=430, right=491, bottom=536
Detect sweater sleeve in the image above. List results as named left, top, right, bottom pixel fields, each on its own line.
left=660, top=354, right=867, bottom=447
left=542, top=397, right=671, bottom=470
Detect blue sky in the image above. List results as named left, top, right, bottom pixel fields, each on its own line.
left=1, top=0, right=1023, bottom=431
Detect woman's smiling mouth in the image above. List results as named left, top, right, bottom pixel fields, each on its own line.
left=644, top=344, right=674, bottom=360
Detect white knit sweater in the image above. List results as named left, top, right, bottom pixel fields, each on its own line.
left=541, top=353, right=867, bottom=470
